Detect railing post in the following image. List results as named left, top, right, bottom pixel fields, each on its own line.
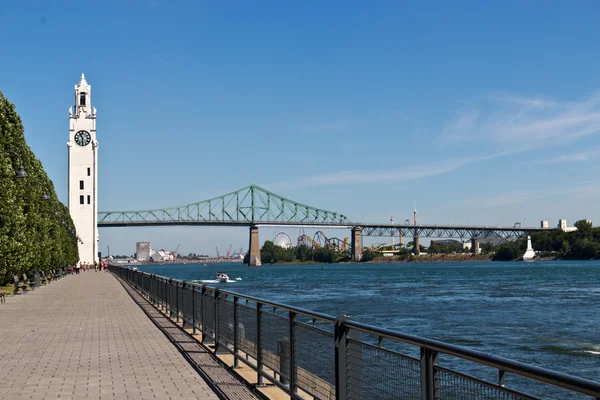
left=499, top=369, right=506, bottom=387
left=256, top=302, right=264, bottom=386
left=169, top=279, right=174, bottom=319
left=201, top=285, right=207, bottom=344
left=162, top=279, right=166, bottom=311
left=152, top=275, right=156, bottom=305
left=233, top=296, right=239, bottom=368
left=160, top=279, right=164, bottom=310
left=192, top=285, right=196, bottom=334
left=420, top=347, right=439, bottom=400
left=214, top=289, right=220, bottom=354
left=181, top=282, right=187, bottom=328
left=289, top=311, right=297, bottom=393
left=176, top=282, right=180, bottom=323
left=335, top=316, right=351, bottom=400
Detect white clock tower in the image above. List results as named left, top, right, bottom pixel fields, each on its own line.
left=67, top=73, right=99, bottom=265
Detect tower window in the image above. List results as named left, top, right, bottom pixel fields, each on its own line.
left=87, top=195, right=91, bottom=204
left=80, top=93, right=86, bottom=106
left=80, top=180, right=84, bottom=190
left=87, top=167, right=90, bottom=176
left=80, top=195, right=84, bottom=205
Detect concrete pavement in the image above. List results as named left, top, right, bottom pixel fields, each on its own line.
left=0, top=271, right=231, bottom=399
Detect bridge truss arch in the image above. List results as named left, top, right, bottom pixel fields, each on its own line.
left=98, top=184, right=351, bottom=227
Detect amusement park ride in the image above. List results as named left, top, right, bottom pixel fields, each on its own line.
left=273, top=230, right=351, bottom=253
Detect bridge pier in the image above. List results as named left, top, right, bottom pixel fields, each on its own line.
left=351, top=227, right=362, bottom=261
left=248, top=225, right=262, bottom=267
left=471, top=238, right=480, bottom=254
left=413, top=236, right=420, bottom=255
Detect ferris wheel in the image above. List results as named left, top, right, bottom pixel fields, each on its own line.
left=273, top=231, right=293, bottom=248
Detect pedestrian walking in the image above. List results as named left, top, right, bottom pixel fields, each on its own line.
left=76, top=262, right=81, bottom=274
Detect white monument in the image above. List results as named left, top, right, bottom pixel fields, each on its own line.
left=67, top=73, right=99, bottom=265
left=522, top=236, right=536, bottom=261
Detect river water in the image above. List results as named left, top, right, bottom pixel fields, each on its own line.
left=137, top=260, right=600, bottom=386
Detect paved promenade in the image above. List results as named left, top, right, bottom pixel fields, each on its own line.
left=0, top=271, right=238, bottom=399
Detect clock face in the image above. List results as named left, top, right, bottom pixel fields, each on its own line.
left=74, top=130, right=91, bottom=146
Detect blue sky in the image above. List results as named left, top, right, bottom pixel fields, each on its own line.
left=2, top=1, right=600, bottom=256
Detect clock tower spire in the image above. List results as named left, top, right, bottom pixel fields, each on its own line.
left=67, top=73, right=99, bottom=265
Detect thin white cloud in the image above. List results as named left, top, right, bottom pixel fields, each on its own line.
left=265, top=149, right=525, bottom=191
left=538, top=149, right=600, bottom=164
left=459, top=181, right=600, bottom=209
left=271, top=90, right=600, bottom=191
left=441, top=91, right=600, bottom=148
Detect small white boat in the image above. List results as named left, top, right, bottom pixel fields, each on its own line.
left=216, top=272, right=229, bottom=282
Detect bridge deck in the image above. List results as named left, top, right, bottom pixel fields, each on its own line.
left=0, top=271, right=251, bottom=399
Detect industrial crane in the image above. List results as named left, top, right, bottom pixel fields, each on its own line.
left=226, top=244, right=232, bottom=259
left=215, top=247, right=220, bottom=258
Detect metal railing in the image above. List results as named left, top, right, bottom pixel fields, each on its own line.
left=110, top=265, right=600, bottom=400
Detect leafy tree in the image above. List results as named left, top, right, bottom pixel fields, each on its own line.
left=361, top=248, right=377, bottom=262
left=480, top=242, right=494, bottom=253
left=566, top=238, right=599, bottom=259
left=492, top=242, right=519, bottom=261
left=428, top=243, right=441, bottom=254
left=260, top=241, right=277, bottom=264
left=314, top=247, right=335, bottom=263
left=274, top=246, right=294, bottom=262
left=294, top=244, right=313, bottom=262
left=574, top=219, right=593, bottom=235
left=0, top=90, right=78, bottom=284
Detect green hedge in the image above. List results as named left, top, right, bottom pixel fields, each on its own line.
left=0, top=90, right=78, bottom=285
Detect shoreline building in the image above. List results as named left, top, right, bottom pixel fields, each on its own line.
left=136, top=242, right=151, bottom=262
left=67, top=74, right=99, bottom=264
left=558, top=219, right=578, bottom=233
left=150, top=249, right=175, bottom=262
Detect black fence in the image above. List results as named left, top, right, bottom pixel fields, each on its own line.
left=110, top=266, right=600, bottom=400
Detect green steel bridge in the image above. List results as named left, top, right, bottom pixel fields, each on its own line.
left=98, top=184, right=351, bottom=228
left=97, top=184, right=548, bottom=265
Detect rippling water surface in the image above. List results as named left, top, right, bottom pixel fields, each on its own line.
left=138, top=260, right=600, bottom=383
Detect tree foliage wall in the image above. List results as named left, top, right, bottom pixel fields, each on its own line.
left=0, top=90, right=78, bottom=284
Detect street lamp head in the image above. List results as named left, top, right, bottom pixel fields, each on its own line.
left=41, top=191, right=49, bottom=201
left=2, top=150, right=28, bottom=178
left=15, top=164, right=28, bottom=178
left=53, top=209, right=58, bottom=217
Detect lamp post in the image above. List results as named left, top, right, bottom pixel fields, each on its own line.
left=1, top=150, right=28, bottom=178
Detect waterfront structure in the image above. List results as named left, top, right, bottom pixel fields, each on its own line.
left=559, top=219, right=578, bottom=232
left=136, top=241, right=151, bottom=262
left=522, top=236, right=536, bottom=261
left=67, top=73, right=99, bottom=264
left=150, top=249, right=175, bottom=262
